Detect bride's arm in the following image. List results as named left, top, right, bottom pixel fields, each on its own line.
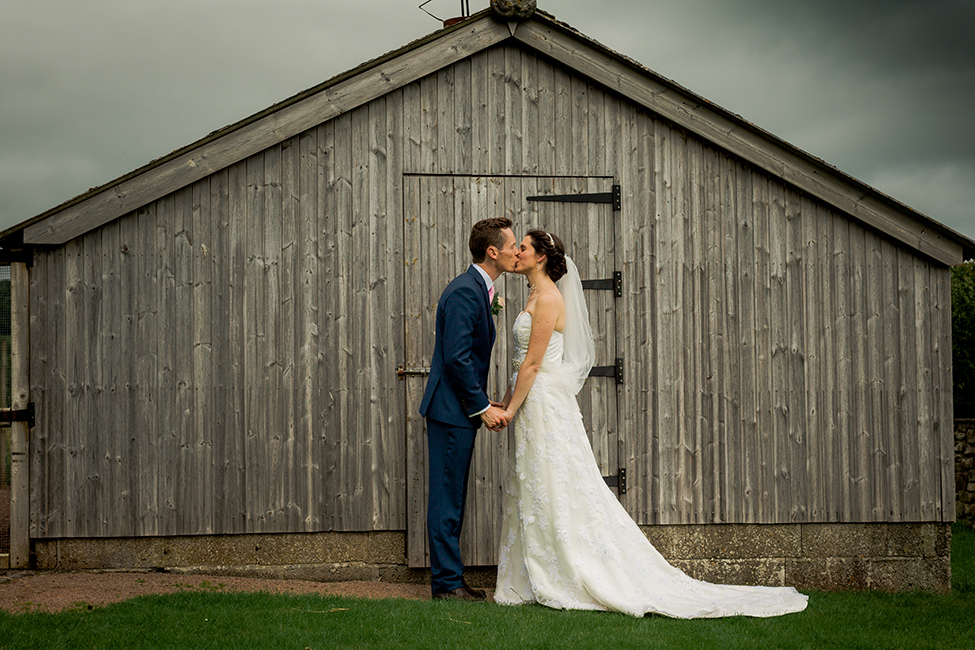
left=503, top=293, right=560, bottom=420
left=497, top=385, right=512, bottom=410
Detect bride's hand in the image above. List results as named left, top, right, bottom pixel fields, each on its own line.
left=488, top=410, right=513, bottom=431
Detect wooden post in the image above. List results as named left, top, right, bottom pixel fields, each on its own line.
left=10, top=262, right=29, bottom=568
left=1, top=340, right=8, bottom=407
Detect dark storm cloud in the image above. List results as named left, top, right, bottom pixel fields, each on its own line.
left=735, top=0, right=975, bottom=161
left=769, top=0, right=975, bottom=72
left=1, top=1, right=972, bottom=242
left=568, top=0, right=975, bottom=240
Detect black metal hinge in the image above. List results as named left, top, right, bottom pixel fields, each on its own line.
left=589, top=358, right=624, bottom=384
left=603, top=467, right=627, bottom=494
left=526, top=184, right=621, bottom=212
left=582, top=271, right=622, bottom=297
left=0, top=403, right=35, bottom=428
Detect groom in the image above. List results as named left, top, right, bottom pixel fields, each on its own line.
left=419, top=217, right=518, bottom=601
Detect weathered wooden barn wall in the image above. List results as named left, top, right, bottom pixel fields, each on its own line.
left=620, top=139, right=954, bottom=526
left=30, top=116, right=409, bottom=539
left=28, top=40, right=954, bottom=543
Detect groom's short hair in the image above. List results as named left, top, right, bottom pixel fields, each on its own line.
left=469, top=217, right=513, bottom=262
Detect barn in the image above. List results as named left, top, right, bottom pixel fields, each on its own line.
left=3, top=6, right=973, bottom=591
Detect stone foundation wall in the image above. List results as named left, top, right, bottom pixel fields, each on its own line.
left=644, top=522, right=950, bottom=593
left=957, top=419, right=975, bottom=526
left=32, top=522, right=951, bottom=594
left=33, top=531, right=423, bottom=584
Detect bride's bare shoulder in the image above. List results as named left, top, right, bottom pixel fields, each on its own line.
left=534, top=289, right=563, bottom=309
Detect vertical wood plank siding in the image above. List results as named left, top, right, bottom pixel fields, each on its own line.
left=28, top=44, right=954, bottom=538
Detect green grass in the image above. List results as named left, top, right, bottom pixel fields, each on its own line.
left=2, top=525, right=974, bottom=650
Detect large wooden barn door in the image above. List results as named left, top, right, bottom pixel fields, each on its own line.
left=404, top=175, right=619, bottom=568
left=526, top=179, right=622, bottom=497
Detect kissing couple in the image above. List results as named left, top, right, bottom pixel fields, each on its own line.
left=419, top=218, right=808, bottom=618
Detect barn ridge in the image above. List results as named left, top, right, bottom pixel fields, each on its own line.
left=2, top=8, right=972, bottom=261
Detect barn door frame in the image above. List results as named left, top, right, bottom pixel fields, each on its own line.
left=0, top=254, right=32, bottom=569
left=401, top=174, right=623, bottom=569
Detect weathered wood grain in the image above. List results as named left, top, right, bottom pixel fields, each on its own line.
left=279, top=137, right=298, bottom=532
left=209, top=169, right=232, bottom=534
left=24, top=41, right=958, bottom=548
left=752, top=172, right=773, bottom=525
left=404, top=176, right=426, bottom=567
left=226, top=161, right=247, bottom=534
left=768, top=180, right=791, bottom=522
left=174, top=187, right=194, bottom=535
left=27, top=247, right=49, bottom=538
left=9, top=262, right=31, bottom=566
left=296, top=129, right=319, bottom=531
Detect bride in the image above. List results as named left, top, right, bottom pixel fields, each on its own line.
left=492, top=229, right=808, bottom=618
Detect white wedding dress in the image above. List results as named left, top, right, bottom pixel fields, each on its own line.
left=494, top=310, right=808, bottom=618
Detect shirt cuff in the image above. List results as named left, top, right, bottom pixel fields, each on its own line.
left=471, top=404, right=490, bottom=417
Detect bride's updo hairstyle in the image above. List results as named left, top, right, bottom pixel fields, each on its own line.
left=527, top=229, right=567, bottom=282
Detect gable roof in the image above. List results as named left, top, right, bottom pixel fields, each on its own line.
left=4, top=8, right=973, bottom=264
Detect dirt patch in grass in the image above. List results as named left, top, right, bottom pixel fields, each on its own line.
left=0, top=570, right=441, bottom=614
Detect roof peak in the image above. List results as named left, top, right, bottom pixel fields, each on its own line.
left=490, top=0, right=537, bottom=20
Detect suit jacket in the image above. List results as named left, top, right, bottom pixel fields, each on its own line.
left=419, top=266, right=496, bottom=429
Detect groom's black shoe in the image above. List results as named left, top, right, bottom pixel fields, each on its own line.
left=462, top=577, right=487, bottom=600
left=432, top=587, right=480, bottom=602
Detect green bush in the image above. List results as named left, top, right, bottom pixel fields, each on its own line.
left=953, top=260, right=975, bottom=417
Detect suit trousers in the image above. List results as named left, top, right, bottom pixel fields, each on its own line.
left=426, top=418, right=477, bottom=594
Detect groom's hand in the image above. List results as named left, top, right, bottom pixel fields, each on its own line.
left=480, top=405, right=508, bottom=430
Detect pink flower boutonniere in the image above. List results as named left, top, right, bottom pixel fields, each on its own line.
left=491, top=293, right=505, bottom=316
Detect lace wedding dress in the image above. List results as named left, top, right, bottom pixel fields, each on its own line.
left=494, top=308, right=808, bottom=618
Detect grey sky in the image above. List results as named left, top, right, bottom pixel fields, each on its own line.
left=2, top=0, right=973, bottom=245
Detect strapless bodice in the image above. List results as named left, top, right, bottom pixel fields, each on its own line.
left=512, top=311, right=563, bottom=372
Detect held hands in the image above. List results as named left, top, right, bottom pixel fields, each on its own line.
left=482, top=389, right=513, bottom=431
left=480, top=405, right=509, bottom=430
left=491, top=410, right=513, bottom=431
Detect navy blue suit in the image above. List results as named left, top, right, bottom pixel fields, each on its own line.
left=419, top=266, right=495, bottom=594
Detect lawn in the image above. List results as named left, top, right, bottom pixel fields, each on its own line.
left=2, top=525, right=973, bottom=650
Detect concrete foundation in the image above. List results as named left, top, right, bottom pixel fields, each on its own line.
left=647, top=522, right=951, bottom=594
left=31, top=521, right=951, bottom=593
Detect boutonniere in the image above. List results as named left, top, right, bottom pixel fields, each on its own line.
left=491, top=293, right=505, bottom=316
